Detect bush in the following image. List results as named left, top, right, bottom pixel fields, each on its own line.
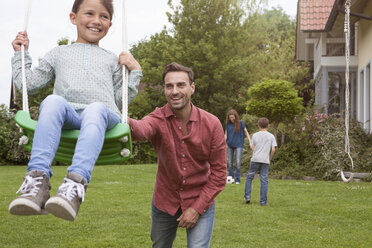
left=270, top=110, right=372, bottom=180
left=0, top=105, right=29, bottom=165
left=129, top=141, right=157, bottom=164
left=313, top=115, right=372, bottom=180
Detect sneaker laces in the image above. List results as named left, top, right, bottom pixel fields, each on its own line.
left=16, top=175, right=43, bottom=197
left=57, top=178, right=85, bottom=202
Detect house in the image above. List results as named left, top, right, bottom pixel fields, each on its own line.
left=296, top=0, right=372, bottom=133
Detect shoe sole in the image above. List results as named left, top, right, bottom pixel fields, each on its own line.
left=45, top=197, right=76, bottom=221
left=9, top=198, right=42, bottom=215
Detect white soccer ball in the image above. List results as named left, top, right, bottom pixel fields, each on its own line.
left=226, top=176, right=235, bottom=184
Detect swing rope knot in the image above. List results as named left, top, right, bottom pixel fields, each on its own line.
left=119, top=136, right=129, bottom=143
left=120, top=148, right=130, bottom=157
left=19, top=135, right=29, bottom=146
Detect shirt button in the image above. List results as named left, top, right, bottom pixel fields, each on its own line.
left=180, top=188, right=183, bottom=191
left=182, top=140, right=185, bottom=144
left=179, top=126, right=182, bottom=130
left=183, top=167, right=187, bottom=171
left=182, top=154, right=185, bottom=158
left=183, top=180, right=186, bottom=184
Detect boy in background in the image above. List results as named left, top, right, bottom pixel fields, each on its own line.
left=244, top=117, right=277, bottom=206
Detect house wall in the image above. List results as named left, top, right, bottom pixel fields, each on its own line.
left=357, top=1, right=372, bottom=132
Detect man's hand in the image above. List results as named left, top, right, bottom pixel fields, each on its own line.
left=177, top=207, right=200, bottom=229
left=119, top=51, right=141, bottom=71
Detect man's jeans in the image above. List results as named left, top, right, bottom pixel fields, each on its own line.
left=151, top=201, right=215, bottom=248
left=227, top=146, right=242, bottom=183
left=27, top=95, right=120, bottom=183
left=244, top=161, right=269, bottom=204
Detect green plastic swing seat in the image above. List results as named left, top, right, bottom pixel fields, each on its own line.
left=14, top=110, right=132, bottom=165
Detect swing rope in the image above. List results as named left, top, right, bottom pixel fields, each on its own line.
left=21, top=0, right=33, bottom=113
left=121, top=0, right=128, bottom=124
left=340, top=0, right=354, bottom=182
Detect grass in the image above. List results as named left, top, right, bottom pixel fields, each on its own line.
left=1, top=164, right=372, bottom=248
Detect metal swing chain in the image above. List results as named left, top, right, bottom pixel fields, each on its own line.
left=341, top=0, right=354, bottom=182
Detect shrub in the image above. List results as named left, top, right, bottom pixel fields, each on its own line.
left=313, top=115, right=372, bottom=180
left=129, top=141, right=157, bottom=164
left=270, top=110, right=372, bottom=180
left=0, top=105, right=29, bottom=165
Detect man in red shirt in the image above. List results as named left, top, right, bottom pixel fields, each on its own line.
left=129, top=62, right=227, bottom=248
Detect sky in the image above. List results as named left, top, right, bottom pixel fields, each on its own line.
left=0, top=0, right=298, bottom=107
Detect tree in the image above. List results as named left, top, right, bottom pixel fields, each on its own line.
left=131, top=3, right=311, bottom=122
left=239, top=8, right=313, bottom=109
left=131, top=0, right=265, bottom=121
left=246, top=78, right=304, bottom=137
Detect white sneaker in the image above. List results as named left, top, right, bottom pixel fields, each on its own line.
left=45, top=172, right=86, bottom=221
left=236, top=182, right=240, bottom=185
left=9, top=170, right=50, bottom=215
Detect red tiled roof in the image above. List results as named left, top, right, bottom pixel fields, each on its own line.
left=300, top=0, right=336, bottom=31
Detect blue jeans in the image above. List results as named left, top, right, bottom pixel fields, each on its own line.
left=244, top=161, right=269, bottom=204
left=151, top=201, right=215, bottom=248
left=27, top=95, right=120, bottom=183
left=227, top=146, right=242, bottom=183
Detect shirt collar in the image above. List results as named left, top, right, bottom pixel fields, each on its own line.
left=164, top=103, right=198, bottom=122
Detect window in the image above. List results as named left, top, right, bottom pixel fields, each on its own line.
left=360, top=69, right=364, bottom=125
left=328, top=72, right=342, bottom=114
left=367, top=64, right=371, bottom=133
left=351, top=72, right=357, bottom=119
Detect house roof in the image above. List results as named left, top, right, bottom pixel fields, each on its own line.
left=300, top=0, right=336, bottom=31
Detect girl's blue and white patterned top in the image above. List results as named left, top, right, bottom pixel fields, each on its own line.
left=11, top=43, right=142, bottom=118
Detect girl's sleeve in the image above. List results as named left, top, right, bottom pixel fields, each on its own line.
left=113, top=64, right=143, bottom=108
left=11, top=50, right=55, bottom=95
left=240, top=120, right=246, bottom=130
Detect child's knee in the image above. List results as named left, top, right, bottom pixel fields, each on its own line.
left=39, top=95, right=68, bottom=114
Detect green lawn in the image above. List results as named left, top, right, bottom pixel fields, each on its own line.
left=1, top=164, right=372, bottom=248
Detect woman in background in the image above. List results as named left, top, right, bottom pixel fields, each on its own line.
left=225, top=109, right=250, bottom=184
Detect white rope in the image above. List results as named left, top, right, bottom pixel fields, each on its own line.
left=121, top=0, right=129, bottom=124
left=341, top=0, right=354, bottom=182
left=21, top=0, right=33, bottom=113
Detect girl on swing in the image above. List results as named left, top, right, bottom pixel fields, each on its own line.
left=9, top=0, right=142, bottom=221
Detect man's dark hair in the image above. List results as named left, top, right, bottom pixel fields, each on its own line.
left=72, top=0, right=114, bottom=20
left=162, top=62, right=194, bottom=85
left=258, top=117, right=269, bottom=129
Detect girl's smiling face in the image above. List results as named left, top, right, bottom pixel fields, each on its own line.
left=70, top=0, right=112, bottom=45
left=229, top=115, right=235, bottom=123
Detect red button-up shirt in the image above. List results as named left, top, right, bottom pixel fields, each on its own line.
left=130, top=103, right=227, bottom=216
